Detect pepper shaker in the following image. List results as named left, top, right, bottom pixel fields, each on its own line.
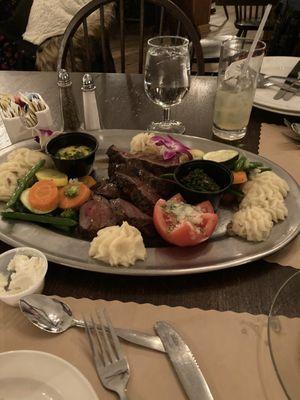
left=81, top=73, right=102, bottom=131
left=57, top=69, right=81, bottom=131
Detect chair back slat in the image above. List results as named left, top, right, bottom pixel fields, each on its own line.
left=159, top=6, right=165, bottom=35
left=176, top=21, right=181, bottom=36
left=82, top=18, right=92, bottom=71
left=235, top=5, right=240, bottom=21
left=69, top=40, right=76, bottom=70
left=99, top=4, right=107, bottom=72
left=119, top=0, right=125, bottom=72
left=138, top=0, right=145, bottom=74
left=249, top=6, right=253, bottom=20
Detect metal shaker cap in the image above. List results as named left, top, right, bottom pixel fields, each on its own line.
left=82, top=73, right=96, bottom=91
left=57, top=69, right=72, bottom=87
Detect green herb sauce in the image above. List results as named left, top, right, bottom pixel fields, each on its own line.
left=180, top=168, right=220, bottom=192
left=56, top=145, right=92, bottom=160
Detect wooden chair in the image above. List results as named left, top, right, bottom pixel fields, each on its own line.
left=57, top=0, right=205, bottom=75
left=216, top=1, right=278, bottom=37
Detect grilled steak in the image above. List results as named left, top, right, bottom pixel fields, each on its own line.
left=137, top=169, right=177, bottom=199
left=107, top=145, right=180, bottom=178
left=110, top=198, right=156, bottom=238
left=92, top=179, right=120, bottom=199
left=114, top=171, right=160, bottom=215
left=79, top=196, right=117, bottom=240
left=113, top=164, right=177, bottom=199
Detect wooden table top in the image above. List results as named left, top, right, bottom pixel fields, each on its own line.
left=0, top=71, right=299, bottom=317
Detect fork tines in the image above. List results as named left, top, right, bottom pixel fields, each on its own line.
left=84, top=309, right=130, bottom=398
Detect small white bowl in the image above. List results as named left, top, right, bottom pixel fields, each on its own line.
left=0, top=247, right=48, bottom=307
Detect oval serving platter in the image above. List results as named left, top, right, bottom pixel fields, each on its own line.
left=0, top=129, right=299, bottom=276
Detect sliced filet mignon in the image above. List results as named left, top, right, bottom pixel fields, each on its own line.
left=110, top=198, right=156, bottom=238
left=114, top=172, right=160, bottom=216
left=92, top=179, right=120, bottom=199
left=79, top=196, right=117, bottom=240
left=114, top=164, right=177, bottom=199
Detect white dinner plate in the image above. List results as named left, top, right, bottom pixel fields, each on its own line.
left=0, top=350, right=98, bottom=400
left=254, top=56, right=300, bottom=116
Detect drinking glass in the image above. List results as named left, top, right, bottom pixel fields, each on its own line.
left=212, top=38, right=266, bottom=141
left=144, top=36, right=190, bottom=134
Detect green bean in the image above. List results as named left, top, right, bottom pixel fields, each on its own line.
left=226, top=188, right=244, bottom=198
left=1, top=211, right=77, bottom=227
left=244, top=161, right=264, bottom=171
left=234, top=156, right=246, bottom=171
left=5, top=159, right=45, bottom=209
left=258, top=167, right=272, bottom=172
left=159, top=173, right=175, bottom=180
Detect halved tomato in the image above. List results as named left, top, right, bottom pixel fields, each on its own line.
left=153, top=195, right=218, bottom=247
left=168, top=194, right=215, bottom=214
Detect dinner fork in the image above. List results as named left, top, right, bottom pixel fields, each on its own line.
left=84, top=310, right=130, bottom=400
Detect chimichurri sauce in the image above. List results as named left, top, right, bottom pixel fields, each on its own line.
left=180, top=168, right=220, bottom=192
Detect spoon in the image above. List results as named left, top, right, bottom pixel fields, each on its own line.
left=283, top=119, right=300, bottom=141
left=19, top=294, right=165, bottom=352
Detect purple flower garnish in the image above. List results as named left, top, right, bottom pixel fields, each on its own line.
left=32, top=129, right=55, bottom=149
left=39, top=129, right=54, bottom=137
left=151, top=135, right=192, bottom=161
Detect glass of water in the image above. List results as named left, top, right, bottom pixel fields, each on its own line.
left=212, top=38, right=266, bottom=141
left=144, top=36, right=190, bottom=134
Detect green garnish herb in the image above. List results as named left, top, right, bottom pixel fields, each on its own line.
left=64, top=185, right=79, bottom=198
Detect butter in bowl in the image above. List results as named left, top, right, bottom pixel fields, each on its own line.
left=0, top=247, right=48, bottom=307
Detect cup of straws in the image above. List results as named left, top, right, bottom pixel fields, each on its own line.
left=0, top=92, right=53, bottom=145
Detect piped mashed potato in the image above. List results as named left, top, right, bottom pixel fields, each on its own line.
left=89, top=222, right=146, bottom=267
left=231, top=170, right=289, bottom=241
left=0, top=254, right=45, bottom=295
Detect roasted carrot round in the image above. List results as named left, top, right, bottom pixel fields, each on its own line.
left=232, top=171, right=248, bottom=185
left=28, top=180, right=59, bottom=212
left=79, top=175, right=97, bottom=188
left=58, top=183, right=91, bottom=209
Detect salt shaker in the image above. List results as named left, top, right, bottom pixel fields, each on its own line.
left=81, top=73, right=102, bottom=131
left=57, top=69, right=81, bottom=131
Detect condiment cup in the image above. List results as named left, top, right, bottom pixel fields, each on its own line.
left=0, top=247, right=48, bottom=307
left=174, top=160, right=233, bottom=209
left=46, top=131, right=99, bottom=177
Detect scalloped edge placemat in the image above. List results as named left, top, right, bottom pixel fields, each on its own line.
left=0, top=297, right=288, bottom=399
left=259, top=123, right=300, bottom=269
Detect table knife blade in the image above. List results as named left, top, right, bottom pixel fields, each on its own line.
left=154, top=321, right=214, bottom=400
left=273, top=60, right=300, bottom=100
left=113, top=326, right=166, bottom=353
left=76, top=320, right=166, bottom=352
left=283, top=80, right=300, bottom=101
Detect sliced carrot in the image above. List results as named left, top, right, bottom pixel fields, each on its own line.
left=232, top=171, right=248, bottom=185
left=28, top=180, right=59, bottom=211
left=79, top=175, right=97, bottom=188
left=58, top=183, right=91, bottom=209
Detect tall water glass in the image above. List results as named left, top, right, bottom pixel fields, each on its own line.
left=144, top=36, right=190, bottom=134
left=212, top=38, right=266, bottom=141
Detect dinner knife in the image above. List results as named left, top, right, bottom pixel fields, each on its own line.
left=273, top=60, right=300, bottom=100
left=154, top=321, right=214, bottom=400
left=283, top=79, right=300, bottom=101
